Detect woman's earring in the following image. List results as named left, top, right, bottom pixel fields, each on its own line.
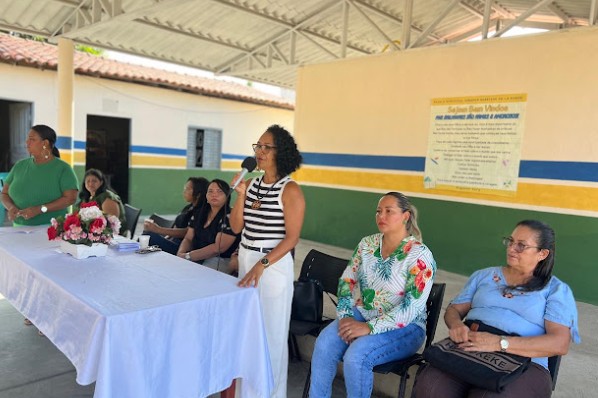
left=42, top=145, right=50, bottom=159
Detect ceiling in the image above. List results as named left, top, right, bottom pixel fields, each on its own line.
left=0, top=0, right=596, bottom=88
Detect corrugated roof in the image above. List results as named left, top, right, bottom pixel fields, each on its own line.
left=0, top=33, right=295, bottom=110
left=0, top=0, right=595, bottom=88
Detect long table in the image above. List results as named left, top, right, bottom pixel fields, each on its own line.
left=0, top=226, right=272, bottom=398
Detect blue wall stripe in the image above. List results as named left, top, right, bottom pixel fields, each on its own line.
left=65, top=142, right=598, bottom=183
left=302, top=152, right=424, bottom=172
left=55, top=136, right=72, bottom=149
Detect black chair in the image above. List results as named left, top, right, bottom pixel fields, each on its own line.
left=149, top=213, right=176, bottom=228
left=548, top=355, right=561, bottom=391
left=289, top=249, right=349, bottom=364
left=300, top=282, right=446, bottom=398
left=124, top=204, right=142, bottom=238
left=371, top=283, right=446, bottom=398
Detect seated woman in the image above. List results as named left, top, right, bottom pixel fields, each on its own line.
left=177, top=179, right=240, bottom=274
left=143, top=177, right=209, bottom=254
left=413, top=219, right=580, bottom=398
left=309, top=192, right=437, bottom=398
left=78, top=169, right=126, bottom=235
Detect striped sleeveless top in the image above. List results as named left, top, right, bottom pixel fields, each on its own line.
left=242, top=175, right=291, bottom=242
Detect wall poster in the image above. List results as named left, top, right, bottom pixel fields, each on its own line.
left=424, top=93, right=527, bottom=196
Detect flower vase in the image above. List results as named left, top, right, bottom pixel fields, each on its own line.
left=60, top=240, right=108, bottom=259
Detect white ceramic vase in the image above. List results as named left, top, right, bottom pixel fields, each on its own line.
left=60, top=240, right=108, bottom=259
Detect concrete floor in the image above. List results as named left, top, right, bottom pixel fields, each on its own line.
left=1, top=218, right=596, bottom=397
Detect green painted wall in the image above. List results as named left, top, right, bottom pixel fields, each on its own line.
left=302, top=185, right=598, bottom=305
left=82, top=166, right=597, bottom=304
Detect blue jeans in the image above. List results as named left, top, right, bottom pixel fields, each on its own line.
left=309, top=308, right=425, bottom=398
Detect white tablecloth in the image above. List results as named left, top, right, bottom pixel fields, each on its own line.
left=0, top=227, right=273, bottom=398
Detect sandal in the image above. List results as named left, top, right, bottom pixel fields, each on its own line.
left=24, top=318, right=33, bottom=326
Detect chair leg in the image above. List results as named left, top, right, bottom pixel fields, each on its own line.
left=398, top=372, right=409, bottom=398
left=302, top=366, right=311, bottom=398
left=290, top=333, right=302, bottom=362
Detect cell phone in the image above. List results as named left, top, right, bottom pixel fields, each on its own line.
left=135, top=245, right=162, bottom=254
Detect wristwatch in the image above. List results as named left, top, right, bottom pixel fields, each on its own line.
left=499, top=336, right=509, bottom=352
left=260, top=257, right=271, bottom=268
left=40, top=205, right=48, bottom=213
left=185, top=252, right=192, bottom=261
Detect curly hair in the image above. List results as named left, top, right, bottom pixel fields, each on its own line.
left=266, top=124, right=302, bottom=177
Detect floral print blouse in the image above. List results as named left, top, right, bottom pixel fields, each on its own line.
left=337, top=233, right=437, bottom=334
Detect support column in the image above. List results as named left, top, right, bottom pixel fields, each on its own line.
left=57, top=38, right=75, bottom=166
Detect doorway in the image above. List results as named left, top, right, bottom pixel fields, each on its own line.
left=85, top=115, right=131, bottom=203
left=0, top=99, right=33, bottom=172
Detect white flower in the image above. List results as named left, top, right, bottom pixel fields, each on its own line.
left=79, top=206, right=104, bottom=221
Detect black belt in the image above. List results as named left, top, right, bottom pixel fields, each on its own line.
left=241, top=243, right=274, bottom=253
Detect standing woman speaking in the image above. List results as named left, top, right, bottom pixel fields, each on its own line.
left=1, top=125, right=78, bottom=226
left=230, top=124, right=305, bottom=398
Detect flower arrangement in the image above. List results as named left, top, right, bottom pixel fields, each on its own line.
left=47, top=201, right=121, bottom=246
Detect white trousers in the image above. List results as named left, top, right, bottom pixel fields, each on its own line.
left=237, top=245, right=294, bottom=398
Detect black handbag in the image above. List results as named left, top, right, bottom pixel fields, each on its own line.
left=291, top=278, right=323, bottom=323
left=423, top=320, right=531, bottom=392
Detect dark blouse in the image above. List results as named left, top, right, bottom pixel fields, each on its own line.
left=190, top=209, right=240, bottom=259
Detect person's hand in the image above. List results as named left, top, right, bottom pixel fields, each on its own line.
left=144, top=219, right=158, bottom=233
left=448, top=322, right=470, bottom=344
left=230, top=172, right=247, bottom=196
left=238, top=262, right=265, bottom=288
left=16, top=206, right=40, bottom=221
left=458, top=331, right=501, bottom=352
left=7, top=206, right=19, bottom=221
left=338, top=318, right=370, bottom=344
left=229, top=250, right=239, bottom=272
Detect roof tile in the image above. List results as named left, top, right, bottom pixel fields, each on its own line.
left=0, top=33, right=294, bottom=110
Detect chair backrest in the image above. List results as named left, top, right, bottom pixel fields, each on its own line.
left=149, top=213, right=175, bottom=228
left=299, top=249, right=349, bottom=297
left=548, top=355, right=561, bottom=390
left=124, top=204, right=142, bottom=238
left=423, top=283, right=446, bottom=349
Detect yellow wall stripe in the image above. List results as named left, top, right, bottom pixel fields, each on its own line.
left=294, top=167, right=598, bottom=213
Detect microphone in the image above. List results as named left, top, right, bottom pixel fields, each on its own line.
left=231, top=156, right=257, bottom=191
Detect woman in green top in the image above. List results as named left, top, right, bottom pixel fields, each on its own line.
left=1, top=125, right=78, bottom=226
left=78, top=168, right=127, bottom=235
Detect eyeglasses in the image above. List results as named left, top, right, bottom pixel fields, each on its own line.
left=252, top=143, right=277, bottom=153
left=501, top=237, right=541, bottom=253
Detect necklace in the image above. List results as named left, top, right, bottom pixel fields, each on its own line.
left=251, top=177, right=279, bottom=210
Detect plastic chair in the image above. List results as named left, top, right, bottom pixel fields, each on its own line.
left=124, top=204, right=142, bottom=238
left=149, top=213, right=176, bottom=228
left=548, top=355, right=561, bottom=390
left=300, top=282, right=446, bottom=398
left=289, top=249, right=349, bottom=364
left=372, top=283, right=446, bottom=398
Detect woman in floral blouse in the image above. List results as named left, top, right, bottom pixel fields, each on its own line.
left=309, top=192, right=437, bottom=398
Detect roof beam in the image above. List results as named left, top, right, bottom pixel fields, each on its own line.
left=352, top=0, right=444, bottom=43
left=348, top=0, right=401, bottom=51
left=590, top=0, right=598, bottom=25
left=51, top=0, right=191, bottom=39
left=214, top=0, right=371, bottom=74
left=494, top=0, right=556, bottom=37
left=546, top=2, right=571, bottom=24
left=411, top=0, right=461, bottom=48
left=482, top=0, right=493, bottom=39
left=401, top=0, right=413, bottom=49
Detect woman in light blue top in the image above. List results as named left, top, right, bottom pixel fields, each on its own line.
left=414, top=219, right=580, bottom=398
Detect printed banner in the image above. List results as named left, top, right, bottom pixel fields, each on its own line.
left=424, top=94, right=527, bottom=196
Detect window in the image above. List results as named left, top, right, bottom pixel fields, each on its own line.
left=187, top=127, right=222, bottom=169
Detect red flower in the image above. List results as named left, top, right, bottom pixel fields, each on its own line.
left=403, top=240, right=413, bottom=254
left=416, top=259, right=427, bottom=270
left=90, top=217, right=106, bottom=233
left=63, top=213, right=81, bottom=230
left=47, top=226, right=58, bottom=240
left=80, top=201, right=98, bottom=208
